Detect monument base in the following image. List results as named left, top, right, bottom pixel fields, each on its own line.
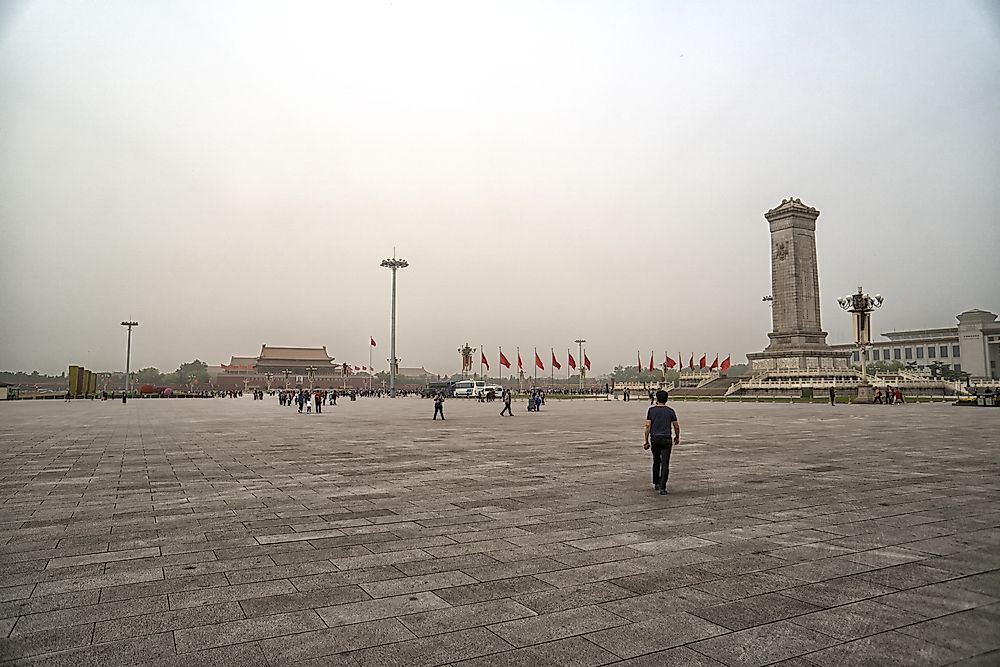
left=853, top=384, right=875, bottom=404
left=746, top=348, right=852, bottom=372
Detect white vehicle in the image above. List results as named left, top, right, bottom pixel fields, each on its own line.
left=479, top=384, right=504, bottom=398
left=453, top=380, right=486, bottom=397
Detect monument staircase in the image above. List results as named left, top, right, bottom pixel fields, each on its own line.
left=672, top=376, right=740, bottom=396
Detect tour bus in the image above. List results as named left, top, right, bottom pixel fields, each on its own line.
left=452, top=380, right=486, bottom=397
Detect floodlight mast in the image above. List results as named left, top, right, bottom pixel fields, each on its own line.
left=380, top=256, right=409, bottom=397
left=121, top=320, right=138, bottom=403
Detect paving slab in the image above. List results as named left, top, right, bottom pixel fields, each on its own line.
left=0, top=398, right=997, bottom=665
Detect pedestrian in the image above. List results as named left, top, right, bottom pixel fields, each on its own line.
left=649, top=389, right=655, bottom=405
left=433, top=391, right=445, bottom=420
left=895, top=387, right=904, bottom=404
left=500, top=388, right=513, bottom=416
left=886, top=385, right=894, bottom=405
left=873, top=387, right=883, bottom=404
left=314, top=390, right=322, bottom=414
left=829, top=387, right=836, bottom=405
left=643, top=389, right=680, bottom=495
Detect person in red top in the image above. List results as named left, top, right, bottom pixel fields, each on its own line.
left=643, top=390, right=681, bottom=495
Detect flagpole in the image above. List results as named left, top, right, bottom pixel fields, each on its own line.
left=368, top=340, right=373, bottom=391
left=517, top=346, right=522, bottom=393
left=567, top=349, right=570, bottom=380
left=550, top=348, right=553, bottom=385
left=479, top=344, right=483, bottom=382
left=533, top=347, right=537, bottom=387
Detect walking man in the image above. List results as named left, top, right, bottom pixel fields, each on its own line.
left=433, top=391, right=445, bottom=420
left=643, top=390, right=680, bottom=495
left=500, top=388, right=513, bottom=416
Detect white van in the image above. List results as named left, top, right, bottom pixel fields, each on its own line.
left=452, top=380, right=486, bottom=397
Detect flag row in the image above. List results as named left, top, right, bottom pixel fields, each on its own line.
left=480, top=347, right=591, bottom=373
left=638, top=352, right=732, bottom=372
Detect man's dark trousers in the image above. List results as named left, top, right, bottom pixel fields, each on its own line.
left=433, top=405, right=444, bottom=420
left=651, top=435, right=673, bottom=488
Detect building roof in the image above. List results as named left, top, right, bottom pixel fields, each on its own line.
left=227, top=356, right=257, bottom=367
left=397, top=366, right=435, bottom=378
left=258, top=345, right=335, bottom=364
left=881, top=327, right=958, bottom=342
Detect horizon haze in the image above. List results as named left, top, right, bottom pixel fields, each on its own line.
left=2, top=0, right=998, bottom=376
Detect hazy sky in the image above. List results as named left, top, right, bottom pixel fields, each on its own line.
left=2, top=0, right=998, bottom=376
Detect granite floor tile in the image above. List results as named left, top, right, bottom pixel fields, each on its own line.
left=789, top=599, right=924, bottom=641
left=317, top=591, right=451, bottom=626
left=260, top=618, right=414, bottom=664
left=173, top=608, right=324, bottom=652
left=804, top=630, right=962, bottom=666
left=399, top=598, right=536, bottom=636
left=489, top=606, right=629, bottom=647
left=586, top=611, right=728, bottom=659
left=451, top=635, right=619, bottom=667
left=689, top=619, right=838, bottom=666
left=349, top=626, right=512, bottom=667
left=92, top=601, right=245, bottom=643
left=599, top=587, right=724, bottom=623
left=690, top=592, right=821, bottom=631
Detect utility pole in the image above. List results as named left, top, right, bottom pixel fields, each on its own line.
left=121, top=321, right=138, bottom=403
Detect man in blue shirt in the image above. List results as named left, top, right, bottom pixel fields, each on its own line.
left=643, top=390, right=680, bottom=495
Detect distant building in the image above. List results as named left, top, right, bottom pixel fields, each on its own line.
left=396, top=367, right=436, bottom=380
left=831, top=308, right=1000, bottom=380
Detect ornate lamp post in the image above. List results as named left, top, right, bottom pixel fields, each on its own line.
left=574, top=339, right=586, bottom=391
left=282, top=368, right=292, bottom=389
left=837, top=286, right=884, bottom=382
left=305, top=366, right=317, bottom=390
left=264, top=372, right=273, bottom=391
left=120, top=320, right=138, bottom=403
left=380, top=255, right=409, bottom=397
left=458, top=344, right=475, bottom=378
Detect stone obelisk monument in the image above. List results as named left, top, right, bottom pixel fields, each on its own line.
left=747, top=198, right=850, bottom=372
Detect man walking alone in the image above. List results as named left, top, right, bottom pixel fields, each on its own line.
left=500, top=388, right=513, bottom=416
left=643, top=390, right=680, bottom=495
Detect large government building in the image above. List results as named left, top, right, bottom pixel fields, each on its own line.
left=831, top=308, right=1000, bottom=380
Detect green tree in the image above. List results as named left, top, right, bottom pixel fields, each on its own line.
left=174, top=360, right=209, bottom=386
left=135, top=367, right=163, bottom=384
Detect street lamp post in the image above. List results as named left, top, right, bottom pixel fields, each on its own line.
left=282, top=369, right=291, bottom=389
left=838, top=287, right=884, bottom=399
left=305, top=366, right=317, bottom=390
left=264, top=372, right=273, bottom=392
left=121, top=321, right=138, bottom=403
left=380, top=255, right=409, bottom=397
left=574, top=339, right=586, bottom=391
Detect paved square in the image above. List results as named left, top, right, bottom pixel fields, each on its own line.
left=1, top=397, right=997, bottom=665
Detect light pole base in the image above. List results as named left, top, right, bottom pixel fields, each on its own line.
left=853, top=384, right=875, bottom=404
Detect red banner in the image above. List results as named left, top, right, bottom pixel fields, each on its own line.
left=534, top=351, right=544, bottom=370
left=584, top=354, right=591, bottom=371
left=568, top=352, right=577, bottom=370
left=721, top=355, right=731, bottom=371
left=551, top=351, right=561, bottom=370
left=481, top=351, right=490, bottom=371
left=499, top=350, right=511, bottom=368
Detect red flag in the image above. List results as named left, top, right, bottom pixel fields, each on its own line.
left=688, top=354, right=694, bottom=370
left=517, top=351, right=523, bottom=370
left=649, top=352, right=655, bottom=372
left=720, top=355, right=731, bottom=371
left=481, top=351, right=490, bottom=371
left=584, top=354, right=591, bottom=371
left=699, top=354, right=707, bottom=369
left=499, top=350, right=511, bottom=368
left=710, top=355, right=719, bottom=370
left=534, top=351, right=544, bottom=370
left=638, top=351, right=643, bottom=373
left=567, top=353, right=577, bottom=370
left=551, top=351, right=561, bottom=370
left=370, top=337, right=376, bottom=347
left=665, top=353, right=676, bottom=369
left=362, top=366, right=367, bottom=371
left=354, top=365, right=360, bottom=371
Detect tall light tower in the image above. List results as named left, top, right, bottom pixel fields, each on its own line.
left=380, top=255, right=409, bottom=397
left=838, top=286, right=884, bottom=384
left=121, top=320, right=138, bottom=403
left=575, top=339, right=586, bottom=391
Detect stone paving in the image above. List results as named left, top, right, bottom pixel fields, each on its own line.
left=0, top=396, right=997, bottom=666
